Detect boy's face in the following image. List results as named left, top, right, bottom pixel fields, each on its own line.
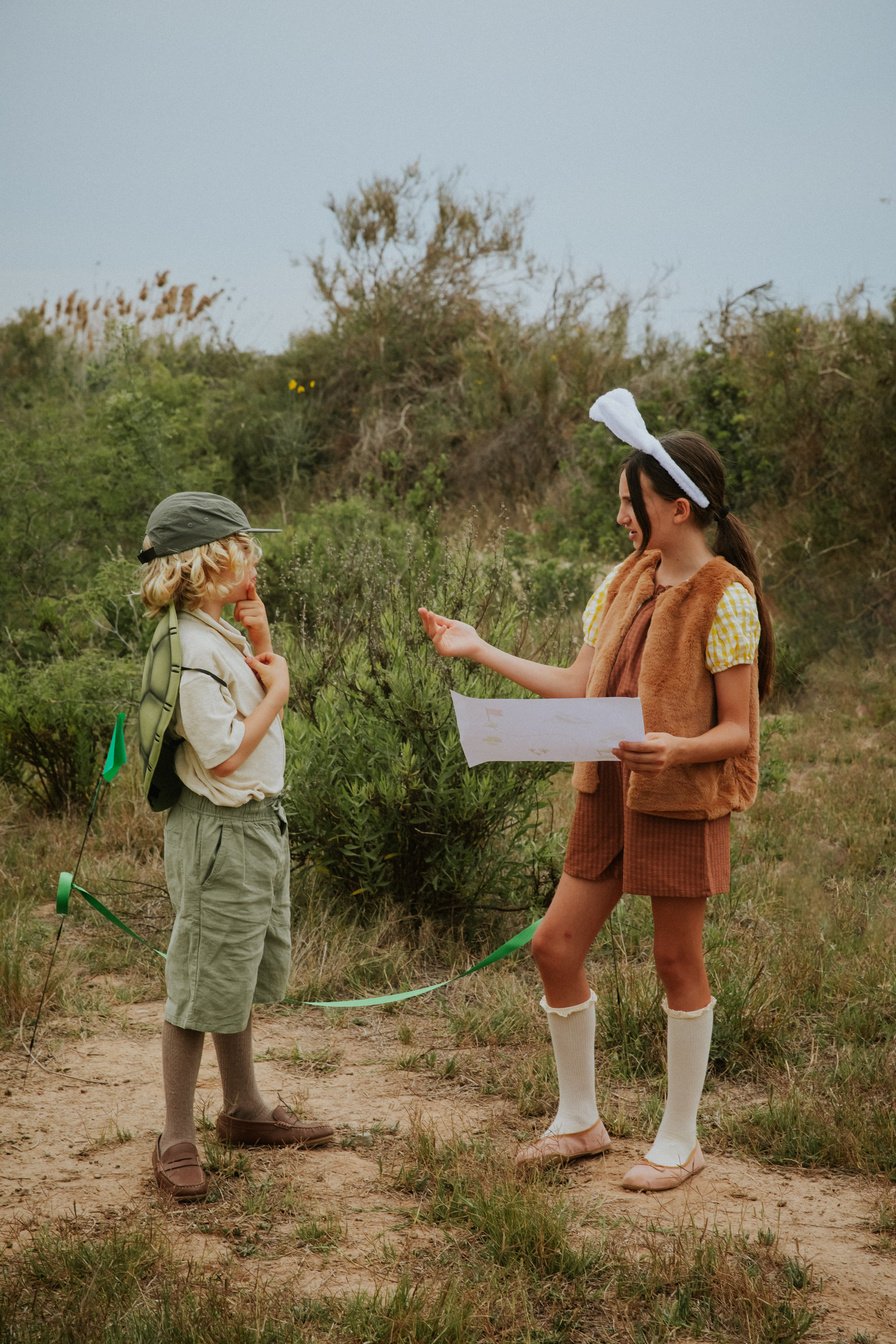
left=220, top=546, right=258, bottom=606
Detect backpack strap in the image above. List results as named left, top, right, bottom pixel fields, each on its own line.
left=181, top=666, right=228, bottom=689
left=164, top=667, right=229, bottom=745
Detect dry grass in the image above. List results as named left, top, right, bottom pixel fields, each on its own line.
left=1, top=647, right=892, bottom=1340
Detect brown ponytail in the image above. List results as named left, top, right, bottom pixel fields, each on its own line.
left=624, top=433, right=775, bottom=700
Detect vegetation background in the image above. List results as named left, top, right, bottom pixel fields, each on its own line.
left=1, top=168, right=893, bottom=1342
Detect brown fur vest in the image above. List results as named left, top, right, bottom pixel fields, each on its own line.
left=571, top=550, right=759, bottom=820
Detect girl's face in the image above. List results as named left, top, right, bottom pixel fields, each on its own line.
left=617, top=469, right=684, bottom=551
left=617, top=469, right=642, bottom=548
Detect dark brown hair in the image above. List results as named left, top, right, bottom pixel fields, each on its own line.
left=624, top=432, right=775, bottom=699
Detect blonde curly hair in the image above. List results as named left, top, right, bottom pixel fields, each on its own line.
left=139, top=533, right=261, bottom=619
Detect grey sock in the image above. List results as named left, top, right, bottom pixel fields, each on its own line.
left=212, top=1018, right=270, bottom=1120
left=160, top=1020, right=205, bottom=1150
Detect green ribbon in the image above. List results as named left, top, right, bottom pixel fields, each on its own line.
left=54, top=871, right=540, bottom=1005
left=302, top=918, right=541, bottom=1008
left=56, top=872, right=167, bottom=960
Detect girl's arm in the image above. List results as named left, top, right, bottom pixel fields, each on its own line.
left=418, top=607, right=594, bottom=698
left=612, top=663, right=752, bottom=773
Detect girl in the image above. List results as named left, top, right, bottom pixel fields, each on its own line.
left=419, top=389, right=773, bottom=1192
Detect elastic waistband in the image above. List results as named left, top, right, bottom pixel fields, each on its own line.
left=175, top=787, right=285, bottom=822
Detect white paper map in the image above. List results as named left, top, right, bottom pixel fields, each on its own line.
left=450, top=691, right=645, bottom=767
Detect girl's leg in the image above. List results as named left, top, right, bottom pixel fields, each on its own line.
left=532, top=872, right=623, bottom=1007
left=160, top=1021, right=206, bottom=1149
left=212, top=1013, right=270, bottom=1122
left=522, top=874, right=621, bottom=1148
left=635, top=896, right=714, bottom=1172
left=650, top=895, right=711, bottom=1012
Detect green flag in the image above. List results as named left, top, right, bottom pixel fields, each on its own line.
left=102, top=712, right=128, bottom=783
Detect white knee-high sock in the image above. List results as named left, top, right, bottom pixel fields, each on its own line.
left=541, top=990, right=601, bottom=1136
left=645, top=997, right=715, bottom=1166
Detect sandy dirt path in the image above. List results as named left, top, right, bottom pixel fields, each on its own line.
left=2, top=1000, right=893, bottom=1342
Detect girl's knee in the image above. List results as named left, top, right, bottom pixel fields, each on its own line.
left=653, top=945, right=705, bottom=993
left=531, top=926, right=581, bottom=978
left=530, top=925, right=553, bottom=968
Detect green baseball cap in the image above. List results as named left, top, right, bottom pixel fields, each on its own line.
left=138, top=492, right=281, bottom=563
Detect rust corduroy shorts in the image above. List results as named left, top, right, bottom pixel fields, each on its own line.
left=564, top=762, right=730, bottom=899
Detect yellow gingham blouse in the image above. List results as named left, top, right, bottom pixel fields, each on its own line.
left=581, top=565, right=760, bottom=673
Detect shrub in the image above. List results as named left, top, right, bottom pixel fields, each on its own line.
left=279, top=513, right=568, bottom=927
left=0, top=649, right=134, bottom=811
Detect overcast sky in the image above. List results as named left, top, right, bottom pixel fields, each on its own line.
left=2, top=0, right=893, bottom=351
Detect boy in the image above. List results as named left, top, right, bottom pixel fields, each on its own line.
left=138, top=491, right=334, bottom=1201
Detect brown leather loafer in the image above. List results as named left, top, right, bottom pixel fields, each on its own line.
left=215, top=1104, right=335, bottom=1148
left=152, top=1136, right=209, bottom=1202
left=515, top=1119, right=612, bottom=1169
left=621, top=1144, right=706, bottom=1192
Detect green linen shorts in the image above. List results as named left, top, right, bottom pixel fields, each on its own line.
left=163, top=788, right=292, bottom=1033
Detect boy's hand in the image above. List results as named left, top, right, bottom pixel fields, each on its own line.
left=235, top=581, right=273, bottom=655
left=244, top=651, right=290, bottom=708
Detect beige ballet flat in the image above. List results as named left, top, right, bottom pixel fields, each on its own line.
left=621, top=1143, right=706, bottom=1191
left=515, top=1119, right=611, bottom=1169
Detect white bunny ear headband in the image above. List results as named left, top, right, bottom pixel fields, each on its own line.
left=588, top=387, right=710, bottom=510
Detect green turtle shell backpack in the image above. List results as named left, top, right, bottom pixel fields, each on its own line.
left=137, top=605, right=225, bottom=812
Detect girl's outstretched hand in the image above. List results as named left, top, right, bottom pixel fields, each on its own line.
left=418, top=607, right=483, bottom=661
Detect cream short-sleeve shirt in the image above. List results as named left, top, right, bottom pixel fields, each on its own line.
left=173, top=610, right=285, bottom=807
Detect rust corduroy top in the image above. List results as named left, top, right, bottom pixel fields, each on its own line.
left=571, top=550, right=760, bottom=820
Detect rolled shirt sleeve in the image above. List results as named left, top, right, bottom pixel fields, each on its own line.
left=176, top=670, right=246, bottom=769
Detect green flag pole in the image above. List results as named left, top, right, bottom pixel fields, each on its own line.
left=24, top=714, right=129, bottom=1082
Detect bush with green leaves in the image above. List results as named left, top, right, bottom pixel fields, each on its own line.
left=282, top=163, right=637, bottom=515
left=1, top=178, right=893, bottom=790
left=0, top=320, right=234, bottom=638
left=0, top=648, right=134, bottom=810
left=279, top=514, right=569, bottom=927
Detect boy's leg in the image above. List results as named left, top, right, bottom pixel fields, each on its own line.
left=212, top=1015, right=268, bottom=1121
left=212, top=1012, right=335, bottom=1146
left=160, top=1021, right=205, bottom=1149
left=154, top=1020, right=209, bottom=1202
